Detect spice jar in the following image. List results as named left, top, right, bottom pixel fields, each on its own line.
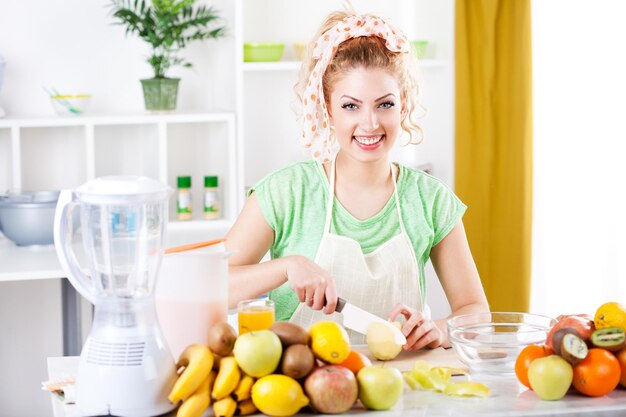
left=177, top=176, right=192, bottom=220
left=203, top=176, right=220, bottom=220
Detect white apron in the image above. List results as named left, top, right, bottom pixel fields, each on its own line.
left=290, top=158, right=430, bottom=344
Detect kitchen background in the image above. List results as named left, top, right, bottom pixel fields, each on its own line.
left=0, top=0, right=454, bottom=415
left=1, top=0, right=625, bottom=416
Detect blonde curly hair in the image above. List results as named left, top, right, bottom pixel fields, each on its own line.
left=294, top=10, right=424, bottom=145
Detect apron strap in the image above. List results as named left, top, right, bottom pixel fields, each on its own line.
left=322, top=157, right=337, bottom=235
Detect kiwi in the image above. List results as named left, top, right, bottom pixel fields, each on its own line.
left=207, top=322, right=238, bottom=356
left=270, top=322, right=311, bottom=347
left=560, top=332, right=588, bottom=365
left=591, top=327, right=626, bottom=352
left=280, top=344, right=315, bottom=380
left=551, top=327, right=580, bottom=356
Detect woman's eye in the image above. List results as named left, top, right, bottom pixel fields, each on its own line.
left=341, top=103, right=357, bottom=110
left=379, top=101, right=395, bottom=109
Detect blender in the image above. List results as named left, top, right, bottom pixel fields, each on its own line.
left=54, top=176, right=177, bottom=417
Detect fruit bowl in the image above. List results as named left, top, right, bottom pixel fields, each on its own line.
left=243, top=43, right=285, bottom=62
left=448, top=312, right=556, bottom=375
left=50, top=94, right=91, bottom=116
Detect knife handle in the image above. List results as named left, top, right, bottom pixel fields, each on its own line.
left=335, top=297, right=346, bottom=313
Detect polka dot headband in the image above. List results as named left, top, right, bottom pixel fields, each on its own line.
left=300, top=15, right=410, bottom=163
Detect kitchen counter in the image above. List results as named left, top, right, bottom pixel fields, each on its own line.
left=47, top=349, right=626, bottom=417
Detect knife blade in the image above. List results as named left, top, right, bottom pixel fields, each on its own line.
left=335, top=297, right=407, bottom=345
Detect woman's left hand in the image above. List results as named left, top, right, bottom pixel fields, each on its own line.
left=388, top=303, right=443, bottom=351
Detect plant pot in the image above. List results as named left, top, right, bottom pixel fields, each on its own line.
left=140, top=77, right=180, bottom=111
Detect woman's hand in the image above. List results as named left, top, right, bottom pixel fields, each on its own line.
left=285, top=255, right=338, bottom=314
left=388, top=303, right=443, bottom=350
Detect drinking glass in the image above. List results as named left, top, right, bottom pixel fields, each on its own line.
left=237, top=298, right=275, bottom=335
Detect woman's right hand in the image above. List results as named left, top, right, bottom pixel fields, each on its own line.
left=285, top=255, right=337, bottom=314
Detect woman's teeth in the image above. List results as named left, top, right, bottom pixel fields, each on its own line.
left=354, top=135, right=383, bottom=145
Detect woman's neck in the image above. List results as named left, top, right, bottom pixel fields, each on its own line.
left=334, top=152, right=392, bottom=188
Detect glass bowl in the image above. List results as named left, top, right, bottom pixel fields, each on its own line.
left=50, top=94, right=91, bottom=116
left=448, top=312, right=556, bottom=375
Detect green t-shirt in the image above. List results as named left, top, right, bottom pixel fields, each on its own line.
left=250, top=160, right=466, bottom=321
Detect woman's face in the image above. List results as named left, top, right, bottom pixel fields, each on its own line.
left=328, top=66, right=405, bottom=163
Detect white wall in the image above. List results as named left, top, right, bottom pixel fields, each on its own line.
left=531, top=0, right=626, bottom=317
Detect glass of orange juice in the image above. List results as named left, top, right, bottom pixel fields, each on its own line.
left=237, top=298, right=275, bottom=335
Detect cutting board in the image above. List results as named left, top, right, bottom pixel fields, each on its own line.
left=351, top=345, right=469, bottom=375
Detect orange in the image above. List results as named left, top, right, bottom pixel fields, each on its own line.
left=573, top=348, right=621, bottom=397
left=617, top=347, right=626, bottom=388
left=339, top=350, right=372, bottom=375
left=514, top=344, right=554, bottom=389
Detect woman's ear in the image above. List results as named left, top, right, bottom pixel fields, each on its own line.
left=400, top=99, right=408, bottom=120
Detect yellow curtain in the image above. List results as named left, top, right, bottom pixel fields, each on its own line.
left=455, top=0, right=533, bottom=312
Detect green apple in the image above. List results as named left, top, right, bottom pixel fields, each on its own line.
left=528, top=355, right=573, bottom=401
left=233, top=330, right=282, bottom=377
left=357, top=365, right=403, bottom=410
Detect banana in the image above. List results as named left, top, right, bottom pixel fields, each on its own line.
left=232, top=374, right=254, bottom=402
left=213, top=396, right=237, bottom=417
left=169, top=344, right=214, bottom=403
left=236, top=399, right=257, bottom=416
left=176, top=372, right=211, bottom=417
left=212, top=356, right=241, bottom=400
left=205, top=370, right=217, bottom=406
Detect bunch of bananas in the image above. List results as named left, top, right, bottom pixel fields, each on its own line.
left=169, top=344, right=258, bottom=417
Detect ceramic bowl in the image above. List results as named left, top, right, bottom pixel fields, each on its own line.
left=244, top=43, right=285, bottom=62
left=448, top=312, right=556, bottom=374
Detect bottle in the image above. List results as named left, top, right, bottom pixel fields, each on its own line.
left=203, top=175, right=220, bottom=220
left=177, top=176, right=192, bottom=220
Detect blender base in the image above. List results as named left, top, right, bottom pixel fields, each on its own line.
left=75, top=334, right=177, bottom=417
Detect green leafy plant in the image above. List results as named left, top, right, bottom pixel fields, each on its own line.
left=110, top=0, right=226, bottom=78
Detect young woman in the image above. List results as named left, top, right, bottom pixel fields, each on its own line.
left=226, top=11, right=489, bottom=349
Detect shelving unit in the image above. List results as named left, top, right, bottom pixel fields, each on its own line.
left=0, top=111, right=238, bottom=238
left=234, top=0, right=455, bottom=188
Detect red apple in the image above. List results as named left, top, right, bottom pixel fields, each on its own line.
left=304, top=365, right=358, bottom=414
left=547, top=315, right=595, bottom=350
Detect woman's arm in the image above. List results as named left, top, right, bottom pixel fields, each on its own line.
left=225, top=194, right=338, bottom=313
left=389, top=220, right=489, bottom=349
left=430, top=220, right=489, bottom=346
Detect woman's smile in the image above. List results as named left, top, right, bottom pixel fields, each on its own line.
left=353, top=134, right=385, bottom=149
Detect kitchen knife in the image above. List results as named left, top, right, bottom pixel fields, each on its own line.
left=335, top=297, right=407, bottom=345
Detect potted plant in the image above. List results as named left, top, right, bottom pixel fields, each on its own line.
left=110, top=0, right=226, bottom=111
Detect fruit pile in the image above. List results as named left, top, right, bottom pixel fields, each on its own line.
left=515, top=301, right=626, bottom=401
left=168, top=320, right=404, bottom=417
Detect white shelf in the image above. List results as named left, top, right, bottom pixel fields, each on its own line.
left=242, top=59, right=447, bottom=72
left=0, top=111, right=235, bottom=128
left=0, top=111, right=240, bottom=224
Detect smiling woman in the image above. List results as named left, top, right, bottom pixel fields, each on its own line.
left=225, top=9, right=489, bottom=349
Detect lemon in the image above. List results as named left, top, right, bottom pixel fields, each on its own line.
left=251, top=374, right=309, bottom=417
left=309, top=321, right=350, bottom=364
left=594, top=302, right=626, bottom=330
left=444, top=381, right=490, bottom=398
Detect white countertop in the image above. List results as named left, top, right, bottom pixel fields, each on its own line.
left=47, top=355, right=626, bottom=417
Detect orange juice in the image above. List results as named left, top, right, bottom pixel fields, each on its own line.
left=238, top=305, right=275, bottom=335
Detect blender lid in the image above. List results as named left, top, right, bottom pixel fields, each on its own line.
left=76, top=176, right=172, bottom=204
